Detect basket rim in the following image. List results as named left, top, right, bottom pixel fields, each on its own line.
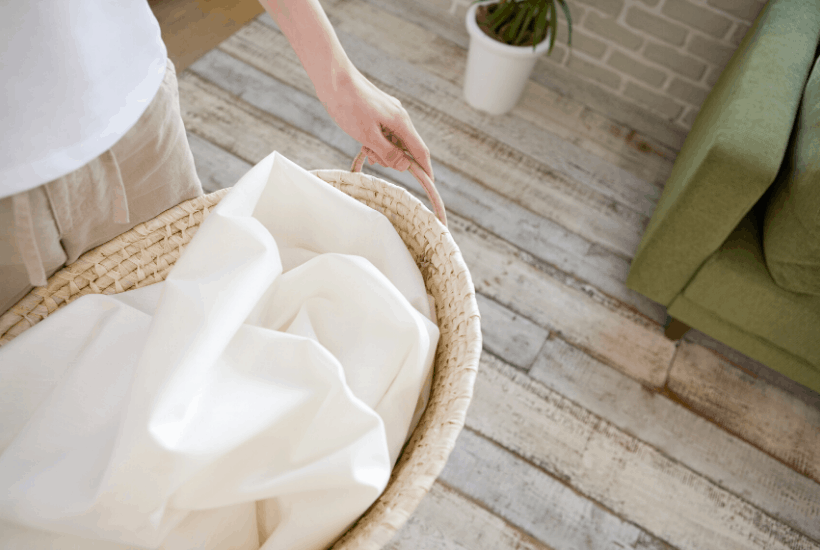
left=0, top=171, right=481, bottom=550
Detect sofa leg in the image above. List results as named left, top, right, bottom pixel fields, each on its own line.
left=664, top=316, right=690, bottom=341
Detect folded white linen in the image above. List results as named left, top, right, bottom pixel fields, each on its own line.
left=0, top=152, right=439, bottom=550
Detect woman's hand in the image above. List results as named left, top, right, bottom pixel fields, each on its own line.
left=318, top=67, right=435, bottom=181
left=258, top=0, right=434, bottom=180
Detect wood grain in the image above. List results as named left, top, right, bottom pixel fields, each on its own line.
left=175, top=19, right=820, bottom=547
left=149, top=0, right=264, bottom=72
left=530, top=335, right=820, bottom=541
left=355, top=0, right=689, bottom=150
left=441, top=428, right=677, bottom=550
left=468, top=353, right=820, bottom=550
left=179, top=64, right=675, bottom=387
left=220, top=19, right=651, bottom=259
left=385, top=483, right=555, bottom=550
left=324, top=0, right=675, bottom=191
left=185, top=48, right=668, bottom=325
left=668, top=342, right=820, bottom=485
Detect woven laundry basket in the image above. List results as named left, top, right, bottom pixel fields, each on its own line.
left=0, top=151, right=482, bottom=550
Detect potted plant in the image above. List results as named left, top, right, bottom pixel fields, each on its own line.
left=464, top=0, right=572, bottom=115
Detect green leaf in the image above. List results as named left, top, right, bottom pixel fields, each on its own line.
left=533, top=1, right=549, bottom=50
left=559, top=0, right=572, bottom=47
left=520, top=5, right=538, bottom=47
left=547, top=0, right=557, bottom=55
left=508, top=5, right=529, bottom=45
left=489, top=1, right=516, bottom=33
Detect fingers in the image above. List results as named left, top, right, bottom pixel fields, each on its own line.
left=371, top=126, right=434, bottom=178
left=383, top=123, right=434, bottom=180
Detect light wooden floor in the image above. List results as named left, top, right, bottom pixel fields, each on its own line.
left=167, top=0, right=820, bottom=547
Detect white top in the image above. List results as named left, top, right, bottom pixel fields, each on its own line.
left=0, top=0, right=167, bottom=199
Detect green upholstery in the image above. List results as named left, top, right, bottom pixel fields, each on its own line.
left=626, top=0, right=820, bottom=394
left=667, top=296, right=820, bottom=392
left=675, top=210, right=820, bottom=372
left=626, top=0, right=820, bottom=305
left=763, top=55, right=820, bottom=296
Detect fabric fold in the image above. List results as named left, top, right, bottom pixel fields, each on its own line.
left=0, top=151, right=439, bottom=550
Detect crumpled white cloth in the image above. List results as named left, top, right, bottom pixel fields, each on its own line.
left=0, top=152, right=439, bottom=550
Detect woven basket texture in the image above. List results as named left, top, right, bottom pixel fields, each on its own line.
left=0, top=169, right=482, bottom=550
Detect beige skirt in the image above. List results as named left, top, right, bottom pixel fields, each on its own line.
left=0, top=58, right=203, bottom=315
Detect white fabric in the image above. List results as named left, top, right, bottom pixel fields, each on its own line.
left=0, top=0, right=167, bottom=198
left=0, top=152, right=439, bottom=550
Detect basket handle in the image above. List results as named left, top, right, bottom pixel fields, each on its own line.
left=351, top=145, right=448, bottom=227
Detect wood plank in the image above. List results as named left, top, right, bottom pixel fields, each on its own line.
left=176, top=67, right=816, bottom=548
left=668, top=342, right=820, bottom=485
left=185, top=48, right=668, bottom=325
left=449, top=214, right=674, bottom=387
left=529, top=335, right=820, bottom=541
left=220, top=19, right=650, bottom=259
left=385, top=483, right=555, bottom=550
left=355, top=0, right=688, bottom=151
left=467, top=353, right=820, bottom=550
left=178, top=67, right=675, bottom=387
left=149, top=0, right=264, bottom=72
left=178, top=73, right=352, bottom=171
left=187, top=131, right=252, bottom=193
left=475, top=293, right=549, bottom=371
left=683, top=328, right=820, bottom=413
left=441, top=428, right=677, bottom=550
left=323, top=0, right=675, bottom=192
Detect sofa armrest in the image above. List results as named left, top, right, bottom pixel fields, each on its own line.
left=626, top=0, right=820, bottom=306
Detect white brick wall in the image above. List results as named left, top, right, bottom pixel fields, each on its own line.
left=458, top=0, right=766, bottom=131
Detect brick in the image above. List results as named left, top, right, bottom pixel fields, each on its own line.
left=558, top=23, right=607, bottom=58
left=584, top=11, right=644, bottom=51
left=706, top=0, right=765, bottom=21
left=687, top=33, right=736, bottom=67
left=667, top=77, right=709, bottom=106
left=681, top=107, right=700, bottom=128
left=730, top=23, right=750, bottom=46
left=625, top=7, right=689, bottom=46
left=567, top=55, right=623, bottom=89
left=573, top=0, right=624, bottom=18
left=642, top=40, right=706, bottom=81
left=623, top=81, right=685, bottom=119
left=567, top=2, right=588, bottom=24
left=662, top=0, right=733, bottom=39
left=552, top=1, right=588, bottom=31
left=705, top=65, right=722, bottom=87
left=542, top=43, right=568, bottom=65
left=607, top=50, right=667, bottom=87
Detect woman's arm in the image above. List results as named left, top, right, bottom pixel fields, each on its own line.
left=258, top=0, right=435, bottom=180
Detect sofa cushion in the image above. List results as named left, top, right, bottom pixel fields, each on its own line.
left=684, top=211, right=820, bottom=370
left=763, top=55, right=820, bottom=296
left=626, top=0, right=820, bottom=306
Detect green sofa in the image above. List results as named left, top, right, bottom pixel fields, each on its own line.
left=626, top=0, right=820, bottom=394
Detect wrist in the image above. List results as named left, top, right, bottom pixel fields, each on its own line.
left=316, top=57, right=357, bottom=105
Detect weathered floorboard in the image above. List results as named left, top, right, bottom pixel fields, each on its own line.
left=182, top=52, right=669, bottom=326
left=385, top=483, right=555, bottom=550
left=178, top=68, right=675, bottom=387
left=220, top=19, right=651, bottom=260
left=530, top=336, right=820, bottom=541
left=177, top=16, right=820, bottom=548
left=323, top=0, right=673, bottom=195
left=441, top=428, right=677, bottom=550
left=187, top=131, right=253, bottom=192
left=187, top=121, right=820, bottom=543
left=668, top=342, right=820, bottom=485
left=468, top=353, right=820, bottom=550
left=354, top=0, right=688, bottom=150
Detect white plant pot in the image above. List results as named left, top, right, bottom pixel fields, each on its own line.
left=463, top=0, right=552, bottom=115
